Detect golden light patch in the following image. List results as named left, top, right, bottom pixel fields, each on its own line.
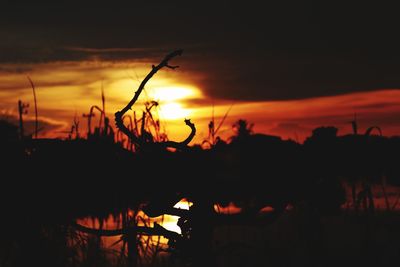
left=1, top=61, right=399, bottom=142
left=158, top=103, right=192, bottom=121
left=173, top=199, right=193, bottom=210
left=150, top=86, right=202, bottom=102
left=161, top=215, right=182, bottom=234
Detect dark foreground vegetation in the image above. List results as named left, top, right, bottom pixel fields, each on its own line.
left=1, top=51, right=400, bottom=267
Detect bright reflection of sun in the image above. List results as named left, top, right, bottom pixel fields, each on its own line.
left=162, top=199, right=193, bottom=234
left=173, top=199, right=193, bottom=210
left=161, top=216, right=182, bottom=234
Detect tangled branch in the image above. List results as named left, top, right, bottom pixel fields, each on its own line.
left=115, top=50, right=196, bottom=150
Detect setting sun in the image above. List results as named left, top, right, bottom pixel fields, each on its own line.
left=158, top=102, right=192, bottom=121
left=149, top=86, right=202, bottom=102
left=146, top=86, right=201, bottom=121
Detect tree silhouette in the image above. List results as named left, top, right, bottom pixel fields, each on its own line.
left=230, top=119, right=253, bottom=142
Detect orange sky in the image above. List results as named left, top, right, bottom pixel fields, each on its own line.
left=1, top=60, right=399, bottom=144
left=2, top=2, right=400, bottom=145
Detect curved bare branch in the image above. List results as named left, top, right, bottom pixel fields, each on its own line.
left=115, top=50, right=196, bottom=149
left=27, top=76, right=38, bottom=139
left=115, top=50, right=183, bottom=147
left=161, top=119, right=196, bottom=150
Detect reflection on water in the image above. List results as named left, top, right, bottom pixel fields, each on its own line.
left=73, top=186, right=400, bottom=264
left=214, top=203, right=242, bottom=214
left=74, top=198, right=247, bottom=263
left=75, top=199, right=194, bottom=262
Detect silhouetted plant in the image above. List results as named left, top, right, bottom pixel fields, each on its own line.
left=17, top=99, right=29, bottom=139
left=27, top=76, right=39, bottom=139
left=230, top=119, right=253, bottom=142
left=83, top=105, right=104, bottom=138
left=202, top=105, right=233, bottom=148
left=349, top=117, right=386, bottom=213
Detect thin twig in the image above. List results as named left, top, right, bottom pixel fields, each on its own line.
left=27, top=76, right=38, bottom=138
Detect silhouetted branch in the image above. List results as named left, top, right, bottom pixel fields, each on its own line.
left=115, top=50, right=196, bottom=149
left=165, top=64, right=179, bottom=69
left=161, top=119, right=196, bottom=150
left=119, top=50, right=183, bottom=115
left=27, top=76, right=38, bottom=139
left=72, top=222, right=180, bottom=240
left=18, top=100, right=29, bottom=139
left=115, top=50, right=183, bottom=146
left=214, top=104, right=234, bottom=137
left=73, top=222, right=124, bottom=236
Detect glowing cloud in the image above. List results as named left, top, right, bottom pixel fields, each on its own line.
left=158, top=103, right=192, bottom=121
left=149, top=86, right=202, bottom=102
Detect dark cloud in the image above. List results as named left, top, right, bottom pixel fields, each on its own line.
left=358, top=103, right=400, bottom=110
left=1, top=1, right=400, bottom=101
left=0, top=65, right=33, bottom=73
left=0, top=78, right=95, bottom=91
left=0, top=114, right=65, bottom=137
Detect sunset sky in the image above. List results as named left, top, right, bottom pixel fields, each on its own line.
left=1, top=1, right=400, bottom=143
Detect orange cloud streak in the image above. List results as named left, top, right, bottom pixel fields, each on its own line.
left=0, top=61, right=399, bottom=143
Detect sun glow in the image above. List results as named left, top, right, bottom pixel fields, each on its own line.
left=158, top=102, right=192, bottom=120
left=145, top=86, right=202, bottom=121
left=150, top=86, right=201, bottom=102
left=2, top=60, right=399, bottom=142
